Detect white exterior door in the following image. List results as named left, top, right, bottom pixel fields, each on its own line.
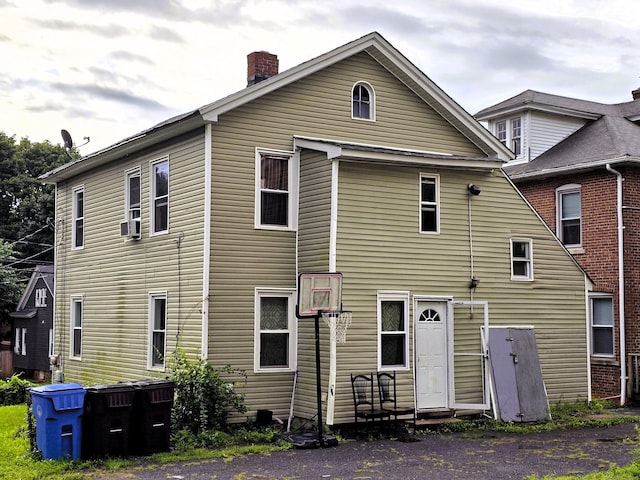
left=415, top=300, right=448, bottom=409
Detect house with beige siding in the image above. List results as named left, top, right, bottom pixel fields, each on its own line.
left=41, top=32, right=591, bottom=428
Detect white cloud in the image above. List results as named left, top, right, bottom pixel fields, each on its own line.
left=2, top=0, right=639, bottom=153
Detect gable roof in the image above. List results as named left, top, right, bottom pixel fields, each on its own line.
left=40, top=32, right=511, bottom=184
left=15, top=265, right=54, bottom=311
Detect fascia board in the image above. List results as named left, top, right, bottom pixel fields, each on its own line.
left=40, top=114, right=204, bottom=184
left=294, top=136, right=502, bottom=169
left=476, top=103, right=601, bottom=122
left=201, top=33, right=382, bottom=122
left=338, top=150, right=503, bottom=169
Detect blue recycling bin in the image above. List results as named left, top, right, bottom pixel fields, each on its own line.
left=31, top=383, right=86, bottom=460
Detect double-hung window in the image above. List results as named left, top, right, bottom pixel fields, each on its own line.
left=72, top=186, right=84, bottom=249
left=556, top=184, right=581, bottom=247
left=496, top=121, right=506, bottom=145
left=511, top=238, right=533, bottom=280
left=420, top=174, right=439, bottom=233
left=352, top=82, right=375, bottom=120
left=495, top=118, right=522, bottom=157
left=70, top=296, right=83, bottom=359
left=35, top=288, right=47, bottom=307
left=256, top=150, right=297, bottom=229
left=511, top=118, right=522, bottom=156
left=149, top=292, right=167, bottom=368
left=255, top=289, right=296, bottom=372
left=151, top=158, right=169, bottom=234
left=590, top=295, right=613, bottom=356
left=377, top=292, right=409, bottom=370
left=126, top=168, right=141, bottom=221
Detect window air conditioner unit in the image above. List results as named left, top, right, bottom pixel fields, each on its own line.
left=120, top=219, right=141, bottom=239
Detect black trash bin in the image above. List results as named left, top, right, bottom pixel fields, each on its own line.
left=130, top=379, right=175, bottom=455
left=82, top=383, right=135, bottom=458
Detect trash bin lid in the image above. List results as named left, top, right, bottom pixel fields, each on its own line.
left=31, top=383, right=84, bottom=394
left=85, top=383, right=135, bottom=407
left=30, top=383, right=86, bottom=411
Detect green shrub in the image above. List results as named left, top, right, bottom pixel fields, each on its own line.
left=0, top=374, right=29, bottom=406
left=169, top=350, right=247, bottom=439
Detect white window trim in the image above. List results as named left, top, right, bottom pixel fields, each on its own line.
left=351, top=81, right=376, bottom=121
left=377, top=291, right=410, bottom=371
left=589, top=293, right=614, bottom=358
left=419, top=173, right=440, bottom=234
left=148, top=291, right=168, bottom=370
left=69, top=295, right=83, bottom=360
left=125, top=166, right=142, bottom=221
left=494, top=117, right=523, bottom=158
left=150, top=156, right=169, bottom=236
left=556, top=184, right=582, bottom=248
left=510, top=238, right=534, bottom=281
left=254, top=288, right=297, bottom=373
left=35, top=288, right=47, bottom=307
left=254, top=148, right=298, bottom=231
left=72, top=185, right=84, bottom=250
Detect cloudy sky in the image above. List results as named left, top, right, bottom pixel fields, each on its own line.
left=2, top=0, right=639, bottom=154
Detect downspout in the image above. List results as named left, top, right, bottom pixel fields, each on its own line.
left=201, top=123, right=212, bottom=359
left=606, top=164, right=625, bottom=405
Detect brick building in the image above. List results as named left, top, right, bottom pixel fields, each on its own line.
left=476, top=88, right=640, bottom=402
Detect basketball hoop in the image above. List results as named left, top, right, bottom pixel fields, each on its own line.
left=321, top=311, right=352, bottom=344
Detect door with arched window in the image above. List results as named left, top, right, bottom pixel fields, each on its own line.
left=415, top=301, right=448, bottom=409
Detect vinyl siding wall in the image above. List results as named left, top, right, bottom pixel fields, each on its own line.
left=54, top=132, right=206, bottom=384
left=206, top=51, right=486, bottom=420
left=327, top=162, right=588, bottom=424
left=528, top=112, right=586, bottom=160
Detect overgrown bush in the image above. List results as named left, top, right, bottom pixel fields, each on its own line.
left=169, top=350, right=247, bottom=438
left=0, top=374, right=29, bottom=406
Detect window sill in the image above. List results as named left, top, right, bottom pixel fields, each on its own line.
left=567, top=247, right=585, bottom=255
left=591, top=356, right=618, bottom=367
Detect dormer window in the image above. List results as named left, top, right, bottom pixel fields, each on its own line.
left=495, top=117, right=522, bottom=157
left=352, top=82, right=375, bottom=120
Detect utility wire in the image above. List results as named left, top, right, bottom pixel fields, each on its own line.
left=1, top=246, right=54, bottom=269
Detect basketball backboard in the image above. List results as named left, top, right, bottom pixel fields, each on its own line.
left=296, top=272, right=343, bottom=318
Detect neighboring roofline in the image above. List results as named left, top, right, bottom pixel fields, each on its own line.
left=294, top=136, right=504, bottom=169
left=15, top=265, right=54, bottom=311
left=507, top=155, right=640, bottom=181
left=10, top=309, right=38, bottom=319
left=476, top=102, right=601, bottom=122
left=40, top=32, right=512, bottom=185
left=474, top=89, right=616, bottom=122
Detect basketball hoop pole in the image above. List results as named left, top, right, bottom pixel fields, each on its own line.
left=313, top=311, right=324, bottom=448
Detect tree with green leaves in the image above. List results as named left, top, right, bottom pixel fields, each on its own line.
left=0, top=131, right=77, bottom=325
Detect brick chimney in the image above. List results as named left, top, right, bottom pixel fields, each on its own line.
left=633, top=86, right=640, bottom=101
left=247, top=51, right=279, bottom=86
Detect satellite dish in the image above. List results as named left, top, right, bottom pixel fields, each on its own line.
left=61, top=129, right=73, bottom=150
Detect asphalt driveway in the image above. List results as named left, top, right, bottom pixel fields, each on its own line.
left=91, top=417, right=640, bottom=480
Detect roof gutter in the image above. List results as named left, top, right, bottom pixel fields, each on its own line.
left=606, top=163, right=626, bottom=406
left=508, top=156, right=640, bottom=181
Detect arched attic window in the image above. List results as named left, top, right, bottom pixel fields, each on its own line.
left=352, top=82, right=375, bottom=121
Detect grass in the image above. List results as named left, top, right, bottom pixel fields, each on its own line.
left=1, top=399, right=639, bottom=480
left=0, top=404, right=288, bottom=480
